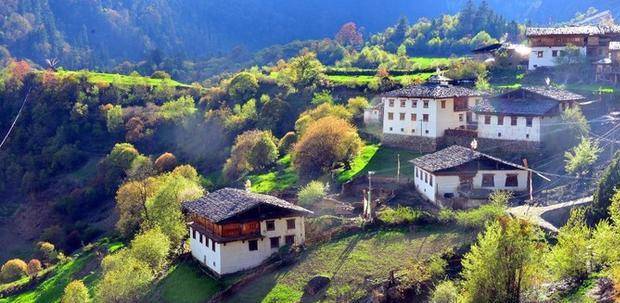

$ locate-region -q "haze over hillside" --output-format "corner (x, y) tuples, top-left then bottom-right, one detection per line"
(1, 0), (617, 70)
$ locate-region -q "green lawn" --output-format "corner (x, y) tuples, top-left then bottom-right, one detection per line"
(152, 261), (224, 303)
(0, 252), (98, 303)
(335, 144), (380, 183)
(248, 155), (299, 194)
(223, 226), (473, 303)
(326, 73), (433, 86)
(359, 146), (421, 178)
(51, 70), (190, 88)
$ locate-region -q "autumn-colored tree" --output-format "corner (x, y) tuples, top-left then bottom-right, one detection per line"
(287, 52), (326, 87)
(37, 241), (56, 262)
(223, 130), (279, 180)
(335, 22), (364, 47)
(115, 180), (155, 238)
(295, 103), (353, 134)
(293, 116), (362, 178)
(61, 280), (90, 303)
(0, 259), (28, 283)
(26, 259), (42, 277)
(346, 96), (370, 117)
(125, 116), (145, 142)
(154, 152), (177, 173)
(227, 72), (259, 103)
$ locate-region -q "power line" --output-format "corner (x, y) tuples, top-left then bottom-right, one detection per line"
(0, 88), (31, 150)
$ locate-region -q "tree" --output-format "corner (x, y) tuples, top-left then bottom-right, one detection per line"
(278, 132), (297, 154)
(561, 107), (590, 148)
(295, 103), (353, 134)
(37, 241), (56, 262)
(62, 280), (90, 303)
(311, 90), (334, 105)
(0, 259), (28, 283)
(588, 151), (620, 224)
(27, 259), (42, 277)
(150, 70), (171, 80)
(98, 255), (153, 303)
(107, 143), (139, 171)
(335, 22), (363, 48)
(546, 208), (591, 280)
(431, 280), (459, 303)
(346, 96), (370, 117)
(293, 116), (362, 177)
(126, 155), (155, 180)
(564, 137), (601, 176)
(159, 96), (197, 121)
(154, 152), (177, 173)
(106, 104), (123, 132)
(115, 180), (154, 238)
(248, 134), (279, 171)
(227, 72), (259, 103)
(128, 228), (171, 271)
(298, 181), (326, 207)
(461, 217), (545, 303)
(288, 52), (325, 87)
(223, 130), (279, 180)
(591, 191), (620, 265)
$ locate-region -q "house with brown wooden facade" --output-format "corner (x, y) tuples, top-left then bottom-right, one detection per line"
(182, 188), (312, 276)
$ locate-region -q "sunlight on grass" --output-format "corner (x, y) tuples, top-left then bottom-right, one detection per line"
(51, 70), (190, 88)
(248, 155), (299, 193)
(156, 262), (223, 303)
(335, 144), (380, 183)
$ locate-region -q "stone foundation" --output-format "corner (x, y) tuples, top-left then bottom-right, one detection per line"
(442, 136), (541, 153)
(381, 134), (439, 153)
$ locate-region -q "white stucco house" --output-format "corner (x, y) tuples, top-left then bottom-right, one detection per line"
(411, 145), (540, 209)
(471, 86), (585, 150)
(182, 188), (312, 276)
(380, 75), (482, 152)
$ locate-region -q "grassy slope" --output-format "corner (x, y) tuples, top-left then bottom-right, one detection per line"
(248, 155), (299, 194)
(224, 226), (473, 303)
(326, 73), (433, 86)
(151, 261), (225, 303)
(52, 70), (190, 87)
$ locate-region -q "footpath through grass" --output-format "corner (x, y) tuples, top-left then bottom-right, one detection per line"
(223, 226), (473, 303)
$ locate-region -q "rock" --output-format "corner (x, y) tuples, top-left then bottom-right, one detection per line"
(304, 275), (330, 296)
(587, 277), (615, 303)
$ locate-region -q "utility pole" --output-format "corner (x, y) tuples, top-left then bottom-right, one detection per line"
(396, 154), (401, 184)
(366, 171), (376, 221)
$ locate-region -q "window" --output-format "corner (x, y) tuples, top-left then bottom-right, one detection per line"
(423, 100), (429, 108)
(387, 112), (394, 120)
(285, 235), (295, 245)
(205, 237), (209, 247)
(270, 237), (280, 249)
(497, 115), (504, 125)
(422, 114), (429, 122)
(192, 229), (196, 239)
(459, 114), (464, 122)
(415, 168), (419, 178)
(248, 240), (258, 251)
(425, 130), (429, 134)
(511, 116), (518, 126)
(266, 220), (275, 231)
(441, 100), (446, 109)
(537, 51), (544, 58)
(526, 134), (530, 139)
(498, 132), (502, 137)
(400, 100), (406, 107)
(424, 172), (428, 183)
(505, 174), (519, 187)
(400, 128), (404, 132)
(388, 99), (394, 107)
(526, 117), (533, 127)
(484, 115), (491, 125)
(482, 174), (495, 187)
(199, 234), (203, 244)
(429, 175), (433, 186)
(411, 129), (415, 133)
(212, 240), (216, 251)
(412, 100), (417, 108)
(286, 219), (296, 230)
(411, 113), (417, 121)
(552, 50), (558, 57)
(399, 113), (405, 120)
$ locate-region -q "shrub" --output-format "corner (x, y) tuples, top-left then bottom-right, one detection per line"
(456, 191), (510, 229)
(378, 206), (422, 225)
(154, 152), (177, 173)
(151, 70), (171, 79)
(62, 280), (90, 303)
(546, 207), (591, 280)
(431, 280), (459, 303)
(588, 151), (620, 224)
(298, 181), (326, 207)
(27, 259), (42, 277)
(564, 137), (601, 176)
(227, 72), (259, 103)
(0, 259), (28, 283)
(128, 228), (171, 272)
(38, 241), (56, 261)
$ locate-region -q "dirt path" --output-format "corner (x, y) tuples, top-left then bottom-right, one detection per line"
(507, 196), (592, 232)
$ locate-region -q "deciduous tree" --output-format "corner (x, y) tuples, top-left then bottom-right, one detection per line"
(335, 22), (363, 48)
(62, 280), (90, 303)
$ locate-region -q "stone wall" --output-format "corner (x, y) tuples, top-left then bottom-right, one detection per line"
(382, 134), (439, 153)
(442, 136), (541, 153)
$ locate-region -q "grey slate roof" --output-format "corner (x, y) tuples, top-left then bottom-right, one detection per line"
(382, 83), (480, 99)
(521, 86), (585, 101)
(526, 26), (602, 36)
(182, 188), (312, 223)
(410, 145), (528, 173)
(610, 42), (620, 51)
(471, 98), (558, 116)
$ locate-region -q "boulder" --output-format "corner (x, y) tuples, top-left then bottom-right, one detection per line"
(304, 275), (330, 296)
(587, 277), (615, 303)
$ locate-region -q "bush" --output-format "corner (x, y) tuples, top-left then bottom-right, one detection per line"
(128, 228), (171, 272)
(26, 259), (42, 277)
(378, 206), (423, 225)
(38, 241), (56, 261)
(588, 151), (620, 224)
(227, 72), (259, 103)
(455, 191), (510, 229)
(298, 181), (326, 207)
(546, 208), (591, 280)
(0, 259), (28, 283)
(154, 152), (177, 173)
(431, 280), (459, 303)
(151, 70), (171, 79)
(564, 137), (601, 176)
(62, 280), (90, 303)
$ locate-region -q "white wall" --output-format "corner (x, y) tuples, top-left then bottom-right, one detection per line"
(382, 96), (479, 138)
(199, 216), (307, 275)
(529, 46), (587, 70)
(477, 115), (541, 142)
(414, 166), (437, 202)
(189, 227), (222, 274)
(435, 175), (461, 198)
(473, 170), (528, 192)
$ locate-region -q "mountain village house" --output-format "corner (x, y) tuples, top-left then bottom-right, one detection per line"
(381, 74), (482, 152)
(182, 188), (312, 276)
(471, 86), (586, 151)
(595, 41), (620, 84)
(526, 24), (620, 71)
(411, 145), (542, 209)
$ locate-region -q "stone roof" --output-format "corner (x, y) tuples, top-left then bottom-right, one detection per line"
(410, 145), (529, 173)
(526, 26), (602, 36)
(610, 41), (620, 50)
(471, 98), (558, 116)
(520, 86), (586, 101)
(382, 83), (480, 99)
(182, 188), (312, 223)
